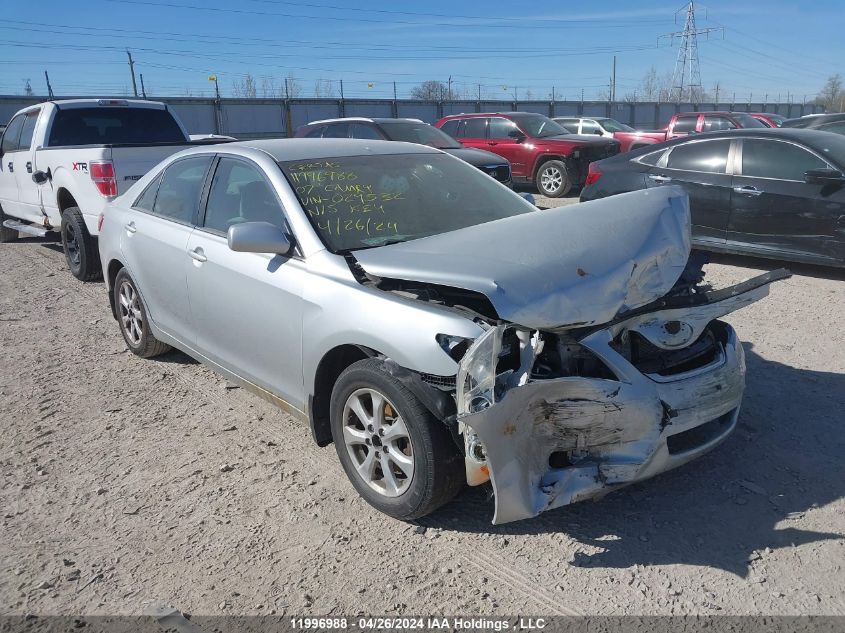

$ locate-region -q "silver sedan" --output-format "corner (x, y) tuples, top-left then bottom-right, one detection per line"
(98, 139), (787, 524)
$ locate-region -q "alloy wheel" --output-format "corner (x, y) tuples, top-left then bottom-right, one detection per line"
(540, 166), (564, 193)
(342, 388), (414, 497)
(118, 281), (144, 346)
(64, 223), (81, 267)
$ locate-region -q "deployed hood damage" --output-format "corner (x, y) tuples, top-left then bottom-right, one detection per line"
(353, 188), (691, 329)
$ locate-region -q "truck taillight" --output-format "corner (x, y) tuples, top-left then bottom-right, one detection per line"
(90, 161), (117, 197)
(585, 162), (602, 186)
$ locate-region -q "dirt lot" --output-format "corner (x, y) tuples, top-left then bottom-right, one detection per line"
(1, 231), (843, 617)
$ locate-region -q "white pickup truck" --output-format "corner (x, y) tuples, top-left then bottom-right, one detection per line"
(0, 99), (216, 280)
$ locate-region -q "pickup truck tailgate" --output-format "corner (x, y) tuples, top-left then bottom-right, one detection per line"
(110, 144), (192, 196)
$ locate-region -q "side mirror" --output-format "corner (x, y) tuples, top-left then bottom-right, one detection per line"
(508, 129), (526, 142)
(805, 168), (845, 185)
(594, 129), (603, 135)
(32, 170), (49, 185)
(228, 221), (293, 255)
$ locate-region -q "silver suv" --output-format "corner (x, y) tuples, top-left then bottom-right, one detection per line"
(98, 139), (786, 524)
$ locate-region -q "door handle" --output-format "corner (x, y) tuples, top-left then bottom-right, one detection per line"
(649, 174), (671, 182)
(189, 247), (207, 263)
(26, 162), (32, 174)
(7, 162), (12, 172)
(733, 186), (763, 196)
(124, 221), (136, 234)
(487, 141), (498, 146)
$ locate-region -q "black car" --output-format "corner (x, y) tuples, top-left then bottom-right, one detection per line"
(294, 117), (512, 186)
(580, 128), (845, 267)
(781, 113), (845, 136)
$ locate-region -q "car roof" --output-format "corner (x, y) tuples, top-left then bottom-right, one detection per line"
(306, 117), (425, 125)
(207, 138), (441, 161)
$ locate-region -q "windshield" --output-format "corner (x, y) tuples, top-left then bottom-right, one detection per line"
(47, 107), (187, 145)
(378, 121), (462, 149)
(280, 153), (536, 253)
(599, 118), (634, 132)
(731, 113), (767, 129)
(509, 114), (569, 138)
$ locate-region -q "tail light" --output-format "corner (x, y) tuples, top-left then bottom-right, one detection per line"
(585, 162), (602, 186)
(90, 161), (117, 197)
(97, 213), (105, 232)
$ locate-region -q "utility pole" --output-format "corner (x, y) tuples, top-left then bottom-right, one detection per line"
(208, 75), (221, 134)
(660, 2), (722, 102)
(140, 73), (147, 99)
(44, 71), (54, 99)
(447, 75), (452, 101)
(126, 49), (139, 98)
(611, 55), (617, 102)
(477, 83), (481, 101)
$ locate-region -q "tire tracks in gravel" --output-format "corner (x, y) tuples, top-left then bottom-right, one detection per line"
(16, 241), (588, 616)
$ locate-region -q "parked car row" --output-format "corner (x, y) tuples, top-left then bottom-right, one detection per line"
(0, 98), (794, 523)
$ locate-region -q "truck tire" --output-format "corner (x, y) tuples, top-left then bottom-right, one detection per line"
(535, 159), (572, 198)
(61, 207), (101, 281)
(330, 358), (464, 521)
(113, 268), (171, 358)
(0, 205), (18, 243)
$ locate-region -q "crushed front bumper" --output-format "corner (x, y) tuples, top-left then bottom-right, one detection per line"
(457, 270), (787, 524)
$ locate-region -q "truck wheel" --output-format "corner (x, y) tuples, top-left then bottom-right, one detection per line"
(113, 268), (171, 358)
(330, 358), (464, 521)
(0, 205), (18, 243)
(535, 160), (572, 198)
(61, 207), (101, 281)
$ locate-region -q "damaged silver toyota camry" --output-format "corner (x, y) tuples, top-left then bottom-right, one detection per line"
(99, 139), (789, 524)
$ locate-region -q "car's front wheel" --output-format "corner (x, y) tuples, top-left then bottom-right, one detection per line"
(535, 159), (572, 197)
(113, 268), (171, 358)
(330, 358), (464, 520)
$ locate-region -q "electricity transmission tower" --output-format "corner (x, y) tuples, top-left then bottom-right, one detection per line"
(660, 2), (722, 102)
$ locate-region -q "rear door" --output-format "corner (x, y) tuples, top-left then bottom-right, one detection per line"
(647, 137), (734, 245)
(702, 115), (738, 133)
(14, 109), (43, 223)
(0, 114), (26, 217)
(186, 156), (305, 403)
(120, 155), (213, 340)
(486, 117), (529, 177)
(729, 137), (844, 262)
(454, 117), (488, 152)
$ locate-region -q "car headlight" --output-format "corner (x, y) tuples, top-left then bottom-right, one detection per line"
(456, 327), (502, 415)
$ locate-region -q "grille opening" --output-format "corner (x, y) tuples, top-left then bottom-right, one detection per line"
(666, 410), (735, 455)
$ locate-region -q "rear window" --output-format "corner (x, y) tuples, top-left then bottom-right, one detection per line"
(47, 107), (186, 146)
(672, 116), (697, 133)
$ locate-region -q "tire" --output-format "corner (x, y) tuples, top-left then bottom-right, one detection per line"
(330, 358), (464, 520)
(535, 159), (572, 198)
(61, 206), (101, 281)
(0, 205), (18, 243)
(113, 268), (171, 359)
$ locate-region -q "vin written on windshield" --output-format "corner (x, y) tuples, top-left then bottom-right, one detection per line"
(279, 154), (534, 253)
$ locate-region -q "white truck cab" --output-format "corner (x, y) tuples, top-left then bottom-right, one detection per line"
(0, 99), (199, 280)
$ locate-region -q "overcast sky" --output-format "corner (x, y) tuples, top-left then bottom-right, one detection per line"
(1, 0), (840, 101)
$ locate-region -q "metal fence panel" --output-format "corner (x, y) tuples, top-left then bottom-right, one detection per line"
(344, 101), (394, 118)
(289, 102), (340, 131)
(633, 103), (658, 128)
(582, 102), (608, 117)
(221, 103), (284, 138)
(515, 101), (550, 115)
(161, 102), (217, 135)
(397, 102), (439, 122)
(552, 103), (580, 117)
(658, 104), (677, 127)
(441, 101), (476, 117)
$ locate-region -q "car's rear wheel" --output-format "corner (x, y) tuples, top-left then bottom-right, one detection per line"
(0, 205), (18, 243)
(535, 160), (571, 197)
(61, 207), (101, 281)
(113, 268), (171, 358)
(330, 358), (464, 520)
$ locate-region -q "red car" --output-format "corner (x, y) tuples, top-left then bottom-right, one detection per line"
(553, 116), (666, 152)
(435, 112), (619, 197)
(750, 112), (787, 128)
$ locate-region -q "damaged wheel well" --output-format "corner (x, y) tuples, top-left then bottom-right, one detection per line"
(310, 344), (374, 447)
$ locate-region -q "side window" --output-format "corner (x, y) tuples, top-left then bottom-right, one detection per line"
(322, 123), (349, 138)
(488, 117), (518, 140)
(204, 158), (285, 234)
(438, 119), (459, 137)
(741, 139), (828, 181)
(703, 116), (736, 132)
(17, 110), (40, 151)
(672, 116), (697, 134)
(152, 156), (213, 224)
(349, 123), (382, 140)
(581, 120), (601, 135)
(133, 172), (163, 212)
(637, 149), (667, 166)
(557, 119), (580, 133)
(1, 114), (25, 153)
(304, 125), (325, 138)
(818, 122), (845, 135)
(460, 118), (487, 138)
(666, 139), (731, 173)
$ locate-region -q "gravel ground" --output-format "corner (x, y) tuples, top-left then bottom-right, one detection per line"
(1, 231), (843, 617)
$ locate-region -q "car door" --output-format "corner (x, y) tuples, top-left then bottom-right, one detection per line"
(14, 109), (43, 223)
(186, 156), (306, 404)
(0, 113), (26, 217)
(668, 114), (698, 139)
(121, 155), (213, 340)
(647, 137), (734, 245)
(702, 115), (737, 133)
(729, 137), (844, 262)
(454, 117), (488, 152)
(486, 117), (529, 177)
